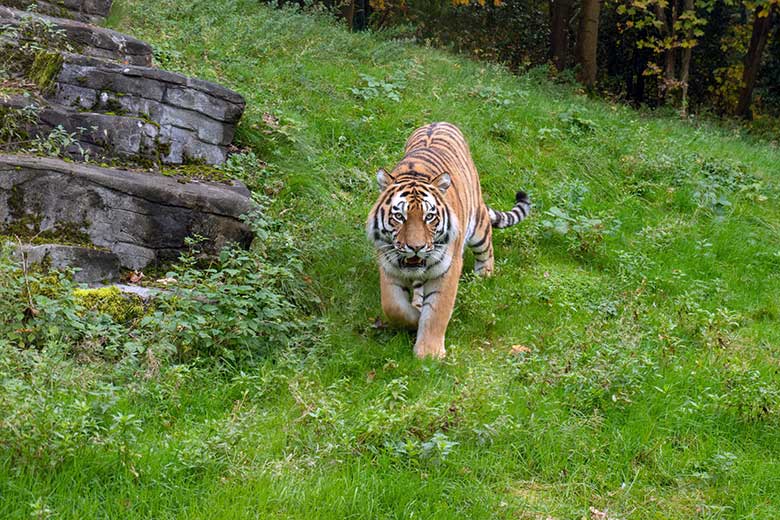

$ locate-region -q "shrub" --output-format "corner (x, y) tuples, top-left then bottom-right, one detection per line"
(0, 200), (318, 365)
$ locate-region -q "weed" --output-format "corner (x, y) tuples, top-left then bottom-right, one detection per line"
(535, 178), (620, 256)
(468, 83), (527, 107)
(0, 102), (38, 147)
(26, 124), (89, 160)
(350, 73), (405, 102)
(557, 108), (598, 136)
(387, 431), (458, 464)
(152, 43), (183, 69)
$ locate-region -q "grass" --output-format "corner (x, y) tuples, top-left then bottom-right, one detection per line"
(2, 0), (780, 518)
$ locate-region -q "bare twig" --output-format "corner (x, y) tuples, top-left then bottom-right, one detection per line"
(14, 235), (38, 316)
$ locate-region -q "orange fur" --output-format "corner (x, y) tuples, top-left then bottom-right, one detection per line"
(366, 122), (530, 358)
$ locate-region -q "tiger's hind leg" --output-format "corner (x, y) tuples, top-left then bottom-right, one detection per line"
(468, 210), (494, 277)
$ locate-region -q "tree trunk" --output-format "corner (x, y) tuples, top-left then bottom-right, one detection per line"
(655, 1), (676, 104)
(736, 6), (776, 118)
(575, 0), (601, 87)
(340, 0), (355, 30)
(679, 0), (695, 115)
(550, 0), (574, 71)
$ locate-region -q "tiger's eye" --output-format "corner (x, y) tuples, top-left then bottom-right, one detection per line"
(425, 213), (436, 222)
(392, 212), (405, 222)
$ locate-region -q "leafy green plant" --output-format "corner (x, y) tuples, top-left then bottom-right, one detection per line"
(26, 124), (89, 160)
(690, 156), (767, 213)
(144, 233), (314, 363)
(540, 205), (617, 256)
(350, 73), (405, 102)
(722, 368), (780, 422)
(0, 102), (38, 148)
(488, 120), (517, 142)
(387, 431), (458, 464)
(106, 412), (144, 478)
(152, 43), (183, 69)
(557, 108), (598, 136)
(0, 14), (71, 79)
(468, 84), (527, 106)
(219, 151), (283, 194)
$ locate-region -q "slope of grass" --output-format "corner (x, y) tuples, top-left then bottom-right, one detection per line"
(2, 1), (780, 518)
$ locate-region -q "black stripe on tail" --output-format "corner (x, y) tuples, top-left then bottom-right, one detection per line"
(488, 191), (531, 229)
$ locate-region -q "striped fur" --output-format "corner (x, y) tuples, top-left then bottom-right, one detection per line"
(366, 122), (531, 359)
(488, 191), (531, 228)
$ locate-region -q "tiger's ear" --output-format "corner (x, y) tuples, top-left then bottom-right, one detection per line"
(433, 172), (451, 193)
(376, 168), (394, 190)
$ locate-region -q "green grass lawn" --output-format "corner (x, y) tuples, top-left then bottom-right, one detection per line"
(2, 0), (780, 518)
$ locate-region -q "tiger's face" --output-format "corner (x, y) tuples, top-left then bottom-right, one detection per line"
(368, 168), (455, 279)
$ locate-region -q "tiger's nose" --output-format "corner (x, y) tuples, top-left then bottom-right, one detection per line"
(408, 244), (425, 254)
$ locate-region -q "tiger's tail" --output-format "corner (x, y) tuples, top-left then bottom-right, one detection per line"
(487, 191), (531, 229)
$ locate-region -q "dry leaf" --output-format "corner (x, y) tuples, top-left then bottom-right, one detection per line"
(129, 271), (145, 284)
(144, 348), (161, 380)
(510, 344), (531, 355)
(366, 370), (376, 382)
(262, 112), (280, 130)
(589, 506), (622, 520)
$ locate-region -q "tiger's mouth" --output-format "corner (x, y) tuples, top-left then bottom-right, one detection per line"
(401, 256), (427, 268)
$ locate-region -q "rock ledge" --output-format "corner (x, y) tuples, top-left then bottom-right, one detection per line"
(1, 154), (256, 270)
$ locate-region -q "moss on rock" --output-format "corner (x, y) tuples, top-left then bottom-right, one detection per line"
(160, 163), (234, 183)
(27, 51), (63, 94)
(73, 286), (146, 323)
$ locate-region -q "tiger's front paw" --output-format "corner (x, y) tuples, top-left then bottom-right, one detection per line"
(414, 340), (446, 359)
(474, 258), (494, 277)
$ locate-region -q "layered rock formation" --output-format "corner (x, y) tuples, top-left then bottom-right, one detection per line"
(3, 0), (112, 23)
(54, 53), (245, 164)
(0, 0), (256, 282)
(0, 6), (152, 65)
(0, 4), (245, 165)
(1, 154), (255, 271)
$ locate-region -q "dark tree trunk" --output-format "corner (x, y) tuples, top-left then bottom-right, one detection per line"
(575, 0), (601, 87)
(736, 6), (777, 118)
(352, 0), (371, 30)
(679, 0), (694, 115)
(550, 0), (574, 71)
(655, 0), (677, 103)
(629, 48), (649, 104)
(341, 0), (355, 30)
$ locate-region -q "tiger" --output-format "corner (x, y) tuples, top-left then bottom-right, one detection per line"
(366, 122), (531, 359)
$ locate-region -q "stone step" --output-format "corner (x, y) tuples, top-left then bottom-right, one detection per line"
(1, 0), (113, 23)
(2, 93), (162, 164)
(53, 54), (246, 164)
(36, 102), (162, 163)
(13, 243), (121, 283)
(0, 5), (151, 66)
(0, 154), (256, 270)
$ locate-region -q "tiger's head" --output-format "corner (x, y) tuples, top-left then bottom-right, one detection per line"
(367, 167), (456, 279)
